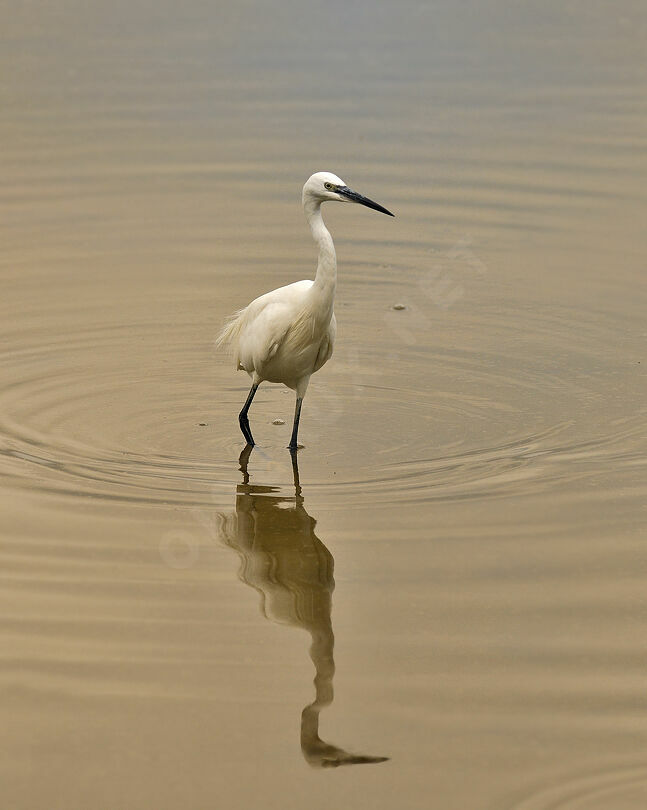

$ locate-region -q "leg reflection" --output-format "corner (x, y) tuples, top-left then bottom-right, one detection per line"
(216, 447), (388, 768)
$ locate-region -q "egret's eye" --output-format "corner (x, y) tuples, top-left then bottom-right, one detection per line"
(324, 182), (334, 190)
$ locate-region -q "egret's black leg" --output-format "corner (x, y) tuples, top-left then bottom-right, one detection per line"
(239, 383), (258, 445)
(288, 396), (303, 451)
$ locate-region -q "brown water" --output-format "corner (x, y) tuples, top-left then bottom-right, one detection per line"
(2, 2), (647, 808)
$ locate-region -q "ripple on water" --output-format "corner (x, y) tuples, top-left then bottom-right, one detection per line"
(508, 765), (647, 810)
(0, 308), (644, 509)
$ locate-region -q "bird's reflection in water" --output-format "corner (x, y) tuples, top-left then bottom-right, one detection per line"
(216, 445), (388, 768)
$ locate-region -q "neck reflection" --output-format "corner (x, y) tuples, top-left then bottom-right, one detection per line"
(217, 446), (388, 768)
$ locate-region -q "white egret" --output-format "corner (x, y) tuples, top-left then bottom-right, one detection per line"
(216, 171), (394, 450)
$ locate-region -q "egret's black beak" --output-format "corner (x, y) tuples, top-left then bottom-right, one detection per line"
(337, 186), (394, 217)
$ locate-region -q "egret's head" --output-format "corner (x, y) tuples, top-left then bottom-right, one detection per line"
(303, 171), (394, 217)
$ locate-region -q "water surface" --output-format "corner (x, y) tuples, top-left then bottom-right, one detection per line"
(2, 2), (647, 808)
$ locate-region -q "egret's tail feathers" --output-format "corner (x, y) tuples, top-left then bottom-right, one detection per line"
(215, 308), (247, 366)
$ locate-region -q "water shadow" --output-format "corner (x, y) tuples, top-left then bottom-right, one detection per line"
(216, 445), (389, 768)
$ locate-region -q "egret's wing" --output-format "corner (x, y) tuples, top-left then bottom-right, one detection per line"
(237, 280), (314, 371)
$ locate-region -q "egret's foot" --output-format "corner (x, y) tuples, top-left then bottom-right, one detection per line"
(287, 443), (304, 451)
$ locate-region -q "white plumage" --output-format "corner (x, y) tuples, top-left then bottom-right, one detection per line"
(216, 171), (394, 450)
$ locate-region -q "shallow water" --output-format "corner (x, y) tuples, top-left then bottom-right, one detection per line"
(2, 1), (647, 808)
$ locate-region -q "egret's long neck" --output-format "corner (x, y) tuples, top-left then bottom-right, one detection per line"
(304, 200), (336, 300)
